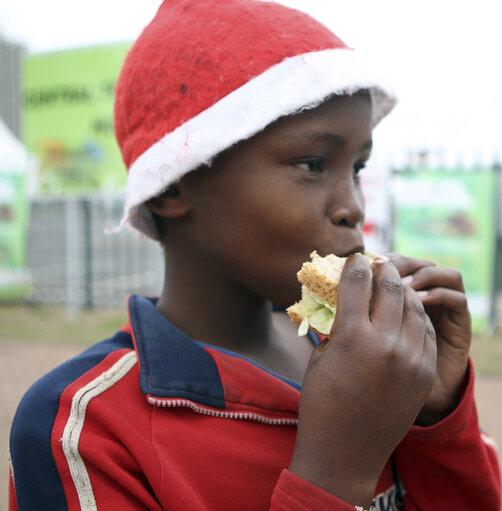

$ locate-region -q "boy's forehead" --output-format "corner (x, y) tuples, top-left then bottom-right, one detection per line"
(209, 92), (373, 167)
(257, 92), (373, 144)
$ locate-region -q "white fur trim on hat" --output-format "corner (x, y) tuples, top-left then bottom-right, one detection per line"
(122, 47), (396, 239)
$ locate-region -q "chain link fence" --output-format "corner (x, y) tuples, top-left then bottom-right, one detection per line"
(27, 196), (163, 311)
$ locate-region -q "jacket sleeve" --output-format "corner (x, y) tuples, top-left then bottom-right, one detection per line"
(9, 347), (163, 511)
(393, 359), (501, 510)
(270, 470), (360, 511)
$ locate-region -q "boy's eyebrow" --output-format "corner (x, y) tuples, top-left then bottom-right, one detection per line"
(279, 131), (373, 151)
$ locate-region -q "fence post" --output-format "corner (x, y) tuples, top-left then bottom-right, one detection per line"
(65, 197), (81, 319)
(82, 198), (93, 308)
(492, 162), (502, 331)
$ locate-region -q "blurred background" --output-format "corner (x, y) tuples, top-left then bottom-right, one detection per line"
(0, 0), (501, 507)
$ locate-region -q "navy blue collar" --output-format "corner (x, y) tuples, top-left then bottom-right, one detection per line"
(127, 295), (313, 409)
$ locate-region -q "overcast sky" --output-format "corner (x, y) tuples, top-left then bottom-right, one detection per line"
(1, 0), (501, 165)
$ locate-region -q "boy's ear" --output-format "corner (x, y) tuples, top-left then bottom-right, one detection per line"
(145, 182), (191, 219)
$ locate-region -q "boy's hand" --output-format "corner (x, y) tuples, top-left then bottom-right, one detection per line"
(290, 254), (437, 507)
(387, 253), (472, 426)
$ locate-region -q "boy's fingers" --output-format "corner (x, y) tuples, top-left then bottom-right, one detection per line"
(386, 253), (435, 277)
(332, 254), (371, 330)
(369, 260), (405, 336)
(419, 287), (469, 313)
(422, 313), (438, 366)
(420, 289), (472, 337)
(402, 266), (466, 293)
(400, 286), (431, 348)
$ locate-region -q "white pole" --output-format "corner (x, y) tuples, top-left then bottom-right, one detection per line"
(65, 197), (80, 320)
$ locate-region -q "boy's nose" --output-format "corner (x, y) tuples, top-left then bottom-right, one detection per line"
(328, 186), (365, 228)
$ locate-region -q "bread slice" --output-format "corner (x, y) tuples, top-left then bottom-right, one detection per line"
(287, 250), (380, 336)
(297, 252), (345, 305)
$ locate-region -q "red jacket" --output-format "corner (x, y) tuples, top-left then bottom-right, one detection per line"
(9, 294), (501, 510)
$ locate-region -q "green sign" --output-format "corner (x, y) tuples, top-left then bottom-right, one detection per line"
(393, 169), (497, 334)
(23, 42), (131, 193)
(0, 171), (30, 299)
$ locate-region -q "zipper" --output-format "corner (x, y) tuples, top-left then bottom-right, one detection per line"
(147, 396), (298, 426)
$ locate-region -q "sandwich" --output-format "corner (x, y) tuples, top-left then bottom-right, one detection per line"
(287, 250), (380, 336)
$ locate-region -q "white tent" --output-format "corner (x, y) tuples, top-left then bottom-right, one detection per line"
(0, 117), (28, 171)
(0, 116), (34, 296)
(0, 116), (37, 193)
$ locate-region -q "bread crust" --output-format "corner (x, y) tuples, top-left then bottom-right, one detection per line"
(287, 250), (380, 332)
(297, 252), (345, 305)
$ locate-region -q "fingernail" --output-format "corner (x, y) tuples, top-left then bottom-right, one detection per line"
(373, 255), (389, 263)
(401, 275), (413, 285)
(417, 290), (428, 298)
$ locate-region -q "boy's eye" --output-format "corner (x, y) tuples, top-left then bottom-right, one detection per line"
(294, 157), (324, 173)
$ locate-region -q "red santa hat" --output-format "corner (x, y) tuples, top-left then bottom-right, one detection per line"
(114, 0), (396, 239)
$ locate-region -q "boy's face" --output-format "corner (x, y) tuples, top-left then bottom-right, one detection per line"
(181, 91), (373, 307)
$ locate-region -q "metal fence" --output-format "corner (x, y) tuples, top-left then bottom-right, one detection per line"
(27, 196), (163, 311)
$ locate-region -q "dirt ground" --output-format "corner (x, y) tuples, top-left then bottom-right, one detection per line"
(1, 342), (501, 510)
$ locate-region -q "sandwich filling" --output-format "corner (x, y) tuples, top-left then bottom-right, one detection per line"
(294, 286), (336, 336)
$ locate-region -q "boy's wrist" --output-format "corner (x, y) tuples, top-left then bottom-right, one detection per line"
(289, 456), (377, 510)
(414, 363), (470, 427)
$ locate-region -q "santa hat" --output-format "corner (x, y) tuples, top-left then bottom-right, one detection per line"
(114, 0), (396, 239)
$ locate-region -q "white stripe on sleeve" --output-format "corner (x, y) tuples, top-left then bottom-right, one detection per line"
(61, 351), (137, 511)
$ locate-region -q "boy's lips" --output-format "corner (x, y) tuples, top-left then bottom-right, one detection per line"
(336, 244), (365, 258)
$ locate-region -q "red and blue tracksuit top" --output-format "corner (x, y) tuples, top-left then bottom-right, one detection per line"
(9, 294), (501, 510)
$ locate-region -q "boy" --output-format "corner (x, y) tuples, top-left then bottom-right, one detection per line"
(9, 1), (501, 510)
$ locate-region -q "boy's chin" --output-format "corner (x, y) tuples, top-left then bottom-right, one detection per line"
(267, 288), (303, 312)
